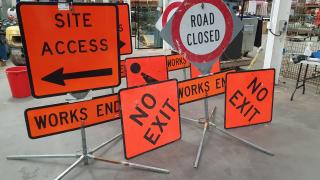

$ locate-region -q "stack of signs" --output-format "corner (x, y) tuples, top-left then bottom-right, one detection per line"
(160, 0), (243, 75)
(119, 80), (181, 159)
(225, 69), (275, 129)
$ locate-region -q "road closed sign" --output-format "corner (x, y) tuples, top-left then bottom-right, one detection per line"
(225, 69), (275, 129)
(172, 0), (233, 64)
(119, 80), (181, 159)
(17, 3), (120, 98)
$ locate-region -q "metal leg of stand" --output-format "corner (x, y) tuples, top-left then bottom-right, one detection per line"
(181, 116), (199, 123)
(210, 122), (274, 156)
(80, 123), (89, 165)
(193, 121), (208, 168)
(302, 64), (309, 94)
(193, 98), (210, 168)
(291, 63), (303, 101)
(7, 154), (79, 160)
(55, 155), (85, 180)
(183, 68), (187, 80)
(88, 155), (170, 174)
(89, 133), (122, 154)
(111, 88), (115, 94)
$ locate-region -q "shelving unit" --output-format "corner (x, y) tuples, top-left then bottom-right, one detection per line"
(288, 1), (320, 40)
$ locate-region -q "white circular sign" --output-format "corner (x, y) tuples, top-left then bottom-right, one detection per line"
(179, 3), (226, 55)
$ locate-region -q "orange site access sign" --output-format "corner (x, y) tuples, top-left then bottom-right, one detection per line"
(166, 54), (191, 71)
(117, 4), (133, 55)
(190, 59), (221, 78)
(17, 3), (120, 98)
(125, 56), (168, 87)
(178, 70), (234, 104)
(225, 69), (275, 129)
(119, 80), (181, 159)
(25, 94), (120, 139)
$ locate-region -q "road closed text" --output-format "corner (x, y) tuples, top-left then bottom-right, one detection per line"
(187, 13), (220, 46)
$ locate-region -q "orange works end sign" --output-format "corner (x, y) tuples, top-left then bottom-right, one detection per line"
(25, 94), (119, 139)
(178, 70), (234, 104)
(17, 3), (120, 98)
(119, 80), (181, 159)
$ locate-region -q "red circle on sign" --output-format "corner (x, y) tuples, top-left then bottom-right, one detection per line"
(162, 1), (182, 28)
(172, 0), (233, 63)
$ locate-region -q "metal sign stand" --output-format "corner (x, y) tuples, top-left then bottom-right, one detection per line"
(183, 68), (187, 80)
(182, 94), (274, 168)
(7, 92), (169, 180)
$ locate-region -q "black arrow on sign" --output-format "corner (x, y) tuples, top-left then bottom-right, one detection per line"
(119, 40), (125, 49)
(42, 68), (113, 86)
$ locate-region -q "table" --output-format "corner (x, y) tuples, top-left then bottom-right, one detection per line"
(290, 58), (320, 101)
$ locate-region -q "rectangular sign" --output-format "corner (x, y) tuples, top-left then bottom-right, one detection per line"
(18, 3), (120, 98)
(225, 69), (275, 129)
(25, 94), (120, 139)
(178, 70), (234, 104)
(119, 80), (181, 159)
(166, 54), (190, 71)
(118, 4), (133, 55)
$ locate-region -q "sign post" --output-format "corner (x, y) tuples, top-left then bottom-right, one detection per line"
(182, 69), (275, 168)
(171, 0), (233, 74)
(7, 92), (169, 180)
(168, 0), (273, 168)
(7, 2), (169, 179)
(167, 0), (233, 168)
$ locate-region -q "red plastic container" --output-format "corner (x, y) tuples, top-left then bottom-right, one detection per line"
(6, 66), (31, 98)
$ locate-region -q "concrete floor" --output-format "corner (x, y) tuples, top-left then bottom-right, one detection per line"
(1, 47), (320, 180)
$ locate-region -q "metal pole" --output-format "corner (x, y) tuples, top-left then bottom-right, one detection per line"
(210, 122), (274, 156)
(89, 133), (122, 154)
(193, 97), (210, 168)
(193, 122), (208, 168)
(111, 88), (115, 94)
(55, 155), (85, 180)
(80, 120), (89, 165)
(89, 155), (170, 174)
(183, 68), (187, 80)
(204, 98), (210, 121)
(7, 154), (79, 160)
(181, 116), (199, 123)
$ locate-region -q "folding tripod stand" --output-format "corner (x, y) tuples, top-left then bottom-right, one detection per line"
(182, 97), (274, 168)
(7, 92), (169, 180)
